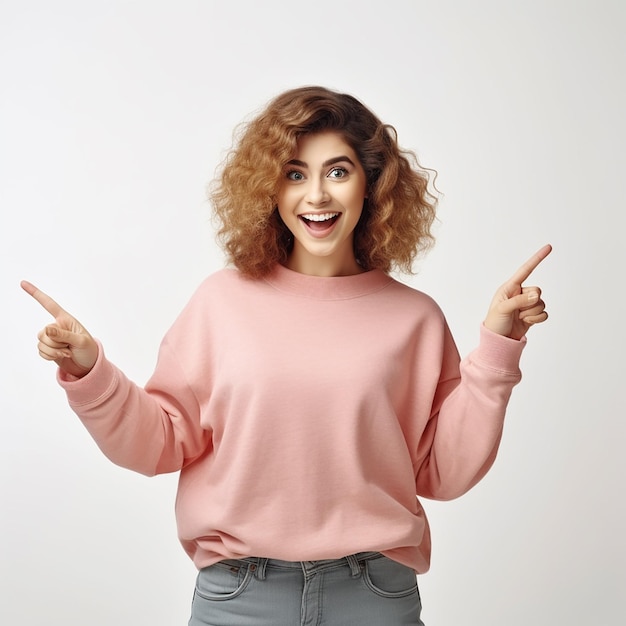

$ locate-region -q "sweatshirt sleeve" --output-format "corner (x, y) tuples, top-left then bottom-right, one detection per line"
(414, 323), (526, 500)
(58, 337), (211, 477)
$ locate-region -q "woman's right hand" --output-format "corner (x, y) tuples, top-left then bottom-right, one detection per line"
(21, 280), (98, 379)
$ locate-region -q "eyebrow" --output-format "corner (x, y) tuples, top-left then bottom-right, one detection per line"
(287, 156), (356, 168)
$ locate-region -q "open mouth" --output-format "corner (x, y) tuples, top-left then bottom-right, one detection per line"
(299, 212), (340, 232)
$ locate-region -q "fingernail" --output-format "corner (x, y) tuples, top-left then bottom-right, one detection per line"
(528, 291), (539, 302)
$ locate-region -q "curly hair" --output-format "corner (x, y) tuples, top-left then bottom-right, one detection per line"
(210, 86), (438, 278)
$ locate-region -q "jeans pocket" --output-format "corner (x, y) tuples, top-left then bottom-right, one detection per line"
(362, 556), (419, 599)
(194, 561), (253, 601)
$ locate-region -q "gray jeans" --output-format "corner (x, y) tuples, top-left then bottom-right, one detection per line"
(188, 552), (424, 625)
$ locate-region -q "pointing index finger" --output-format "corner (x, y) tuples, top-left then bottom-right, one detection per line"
(509, 244), (552, 285)
(20, 280), (67, 318)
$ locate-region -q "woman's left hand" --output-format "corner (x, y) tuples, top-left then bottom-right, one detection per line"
(484, 244), (552, 340)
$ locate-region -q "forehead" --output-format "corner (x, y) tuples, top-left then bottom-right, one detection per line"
(294, 131), (358, 162)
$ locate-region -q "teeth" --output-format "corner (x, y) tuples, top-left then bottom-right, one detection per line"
(301, 212), (339, 222)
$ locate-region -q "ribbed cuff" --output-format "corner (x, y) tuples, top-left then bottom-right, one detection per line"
(474, 324), (527, 374)
(56, 340), (118, 407)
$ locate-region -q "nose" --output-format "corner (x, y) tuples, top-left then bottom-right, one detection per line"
(305, 178), (330, 206)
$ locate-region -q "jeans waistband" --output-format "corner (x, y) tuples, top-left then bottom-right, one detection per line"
(219, 551), (382, 580)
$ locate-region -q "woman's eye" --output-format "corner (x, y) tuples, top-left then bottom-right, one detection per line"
(286, 170), (304, 181)
(328, 167), (348, 179)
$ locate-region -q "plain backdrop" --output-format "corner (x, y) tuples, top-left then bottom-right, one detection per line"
(1, 1), (624, 624)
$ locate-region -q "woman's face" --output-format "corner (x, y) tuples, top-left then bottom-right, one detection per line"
(277, 131), (368, 277)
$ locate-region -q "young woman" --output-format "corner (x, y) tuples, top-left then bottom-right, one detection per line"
(22, 86), (550, 625)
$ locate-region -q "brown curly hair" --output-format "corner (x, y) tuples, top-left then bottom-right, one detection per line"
(210, 86), (438, 278)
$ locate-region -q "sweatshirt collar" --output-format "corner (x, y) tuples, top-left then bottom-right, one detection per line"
(263, 263), (393, 300)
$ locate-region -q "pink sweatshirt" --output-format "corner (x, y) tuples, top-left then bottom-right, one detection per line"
(58, 265), (526, 573)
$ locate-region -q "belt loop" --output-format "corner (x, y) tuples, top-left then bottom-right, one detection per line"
(345, 554), (362, 578)
(255, 557), (268, 580)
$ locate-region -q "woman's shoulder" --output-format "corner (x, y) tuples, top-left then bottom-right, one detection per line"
(196, 266), (244, 288)
(385, 274), (444, 313)
(188, 266), (269, 305)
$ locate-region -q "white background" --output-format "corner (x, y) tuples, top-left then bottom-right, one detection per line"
(1, 1), (624, 624)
